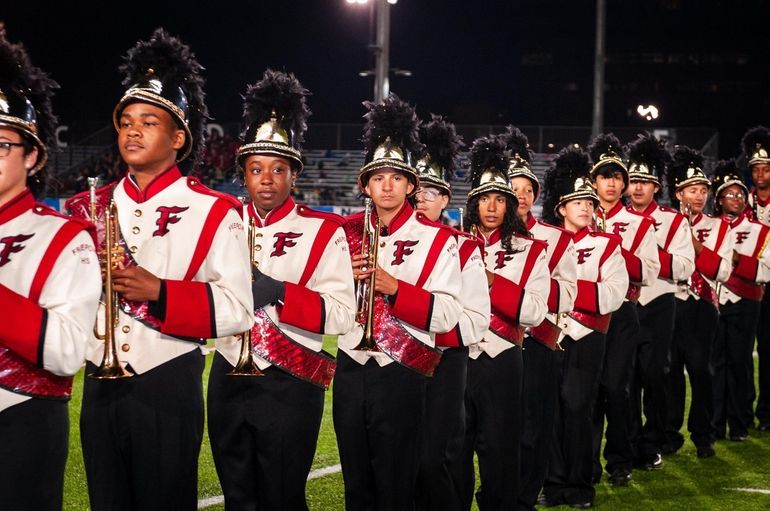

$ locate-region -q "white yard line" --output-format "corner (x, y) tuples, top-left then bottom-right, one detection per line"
(725, 487), (770, 495)
(197, 464), (343, 509)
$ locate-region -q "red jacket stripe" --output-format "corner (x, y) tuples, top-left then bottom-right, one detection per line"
(663, 214), (686, 252)
(298, 220), (339, 287)
(416, 228), (453, 288)
(184, 198), (235, 281)
(29, 221), (88, 303)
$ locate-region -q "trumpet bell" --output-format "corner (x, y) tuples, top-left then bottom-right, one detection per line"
(88, 362), (134, 380)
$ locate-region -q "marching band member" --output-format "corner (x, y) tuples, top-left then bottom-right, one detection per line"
(540, 146), (628, 509)
(626, 133), (694, 470)
(208, 70), (356, 510)
(500, 127), (577, 511)
(0, 30), (101, 511)
(413, 115), (490, 511)
(66, 29), (253, 510)
(663, 146), (732, 459)
(456, 135), (550, 511)
(589, 133), (660, 486)
(334, 95), (462, 510)
(711, 159), (770, 441)
(741, 127), (770, 431)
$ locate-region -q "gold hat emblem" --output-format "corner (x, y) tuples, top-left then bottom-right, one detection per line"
(254, 109), (290, 146)
(372, 136), (406, 162)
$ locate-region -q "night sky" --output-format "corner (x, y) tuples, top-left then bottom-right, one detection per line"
(4, 1), (770, 155)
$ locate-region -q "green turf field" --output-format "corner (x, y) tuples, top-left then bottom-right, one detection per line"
(63, 344), (770, 510)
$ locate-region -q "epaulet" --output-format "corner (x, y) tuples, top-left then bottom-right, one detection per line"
(590, 230), (622, 244)
(658, 205), (679, 215)
(186, 177), (241, 209)
(63, 182), (117, 213)
(344, 210), (365, 222)
(536, 219), (572, 238)
(625, 206), (652, 221)
(296, 204), (345, 226)
(32, 203), (94, 231)
(416, 211), (455, 234)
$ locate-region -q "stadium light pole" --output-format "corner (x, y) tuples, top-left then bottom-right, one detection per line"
(348, 0), (398, 103)
(592, 0), (606, 138)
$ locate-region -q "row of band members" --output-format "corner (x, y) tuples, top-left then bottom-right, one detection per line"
(2, 28), (770, 511)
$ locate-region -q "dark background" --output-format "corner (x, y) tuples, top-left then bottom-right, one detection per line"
(4, 0), (769, 156)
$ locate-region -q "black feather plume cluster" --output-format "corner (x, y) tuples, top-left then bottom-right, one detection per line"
(499, 125), (532, 163)
(588, 132), (624, 164)
(541, 146), (592, 226)
(468, 135), (507, 187)
(0, 25), (59, 148)
(362, 94), (423, 162)
(741, 126), (770, 160)
(712, 158), (739, 184)
(627, 132), (670, 178)
(241, 69), (311, 147)
(120, 28), (208, 162)
(666, 145), (704, 202)
(418, 114), (463, 179)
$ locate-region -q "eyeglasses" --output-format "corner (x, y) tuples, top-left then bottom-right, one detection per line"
(0, 142), (26, 158)
(415, 188), (443, 202)
(723, 192), (746, 200)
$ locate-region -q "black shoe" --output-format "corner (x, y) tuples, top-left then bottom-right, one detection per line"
(729, 432), (748, 442)
(696, 445), (716, 458)
(644, 453), (663, 470)
(569, 502), (593, 509)
(609, 468), (632, 486)
(536, 494), (561, 507)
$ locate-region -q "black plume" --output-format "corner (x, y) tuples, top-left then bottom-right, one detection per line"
(541, 146), (592, 226)
(666, 145), (704, 202)
(241, 69), (311, 147)
(120, 28), (208, 163)
(627, 132), (670, 177)
(418, 114), (463, 179)
(588, 132), (624, 164)
(362, 94), (423, 160)
(499, 125), (532, 163)
(0, 25), (59, 148)
(468, 135), (507, 187)
(741, 126), (770, 159)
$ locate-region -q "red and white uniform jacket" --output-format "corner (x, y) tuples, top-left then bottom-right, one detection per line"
(0, 189), (101, 411)
(434, 232), (490, 349)
(525, 213), (577, 349)
(468, 229), (550, 359)
(215, 198), (356, 368)
(557, 228), (628, 342)
(635, 202), (696, 306)
(66, 166), (254, 374)
(338, 203), (462, 367)
(675, 213), (733, 306)
(748, 190), (770, 227)
(718, 213), (770, 304)
(596, 202), (660, 302)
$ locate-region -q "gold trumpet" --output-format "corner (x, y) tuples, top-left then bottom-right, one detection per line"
(593, 208), (606, 232)
(681, 200), (693, 225)
(458, 207), (465, 232)
(89, 187), (133, 379)
(353, 198), (381, 351)
(228, 215), (264, 376)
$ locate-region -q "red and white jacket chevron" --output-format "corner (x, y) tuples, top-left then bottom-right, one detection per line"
(556, 228), (628, 341)
(0, 189), (101, 411)
(635, 202), (696, 305)
(66, 166), (254, 373)
(215, 198), (356, 367)
(596, 202), (660, 302)
(338, 202), (462, 367)
(719, 213), (770, 304)
(675, 213), (733, 305)
(468, 228), (550, 359)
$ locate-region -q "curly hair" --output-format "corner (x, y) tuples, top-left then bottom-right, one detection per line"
(464, 193), (529, 253)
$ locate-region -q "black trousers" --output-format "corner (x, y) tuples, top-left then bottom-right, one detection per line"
(208, 352), (324, 511)
(592, 301), (639, 476)
(455, 347), (522, 511)
(664, 297), (719, 451)
(81, 350), (205, 511)
(415, 347), (468, 511)
(629, 293), (677, 462)
(712, 298), (761, 438)
(755, 292), (770, 424)
(333, 351), (427, 511)
(0, 398), (68, 511)
(544, 332), (606, 506)
(517, 337), (559, 511)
